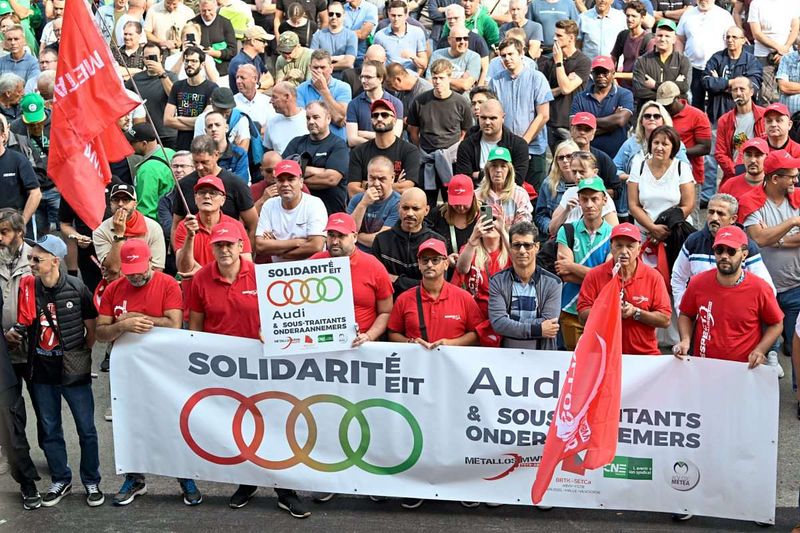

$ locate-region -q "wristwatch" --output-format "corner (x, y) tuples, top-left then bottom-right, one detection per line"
(633, 308), (642, 321)
(112, 234), (126, 242)
(159, 73), (168, 79)
(555, 62), (564, 68)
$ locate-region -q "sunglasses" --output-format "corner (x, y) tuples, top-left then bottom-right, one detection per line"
(27, 254), (51, 264)
(713, 246), (740, 256)
(328, 11), (342, 17)
(556, 154), (574, 161)
(452, 36), (469, 42)
(642, 113), (662, 121)
(419, 256), (446, 265)
(511, 242), (536, 250)
(371, 111), (393, 119)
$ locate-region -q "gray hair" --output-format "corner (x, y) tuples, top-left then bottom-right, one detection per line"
(0, 208), (25, 233)
(509, 221), (538, 242)
(709, 193), (739, 216)
(190, 134), (218, 155)
(0, 73), (24, 94)
(444, 3), (465, 17)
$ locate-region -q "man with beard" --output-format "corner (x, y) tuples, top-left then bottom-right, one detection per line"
(94, 240), (201, 507)
(372, 187), (447, 296)
(347, 156), (401, 251)
(126, 43), (178, 149)
(720, 138), (768, 198)
(716, 76), (767, 183)
(675, 224), (783, 366)
(163, 46), (218, 151)
(347, 99), (419, 196)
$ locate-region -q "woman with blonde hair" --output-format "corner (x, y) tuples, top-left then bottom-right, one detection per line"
(475, 146), (532, 228)
(427, 175), (481, 265)
(535, 140), (579, 237)
(453, 216), (510, 319)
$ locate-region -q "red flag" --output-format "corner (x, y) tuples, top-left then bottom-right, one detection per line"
(531, 273), (623, 504)
(47, 0), (139, 229)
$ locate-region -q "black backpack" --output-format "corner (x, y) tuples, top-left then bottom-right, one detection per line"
(536, 222), (575, 275)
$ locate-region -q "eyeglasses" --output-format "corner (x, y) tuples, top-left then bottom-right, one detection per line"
(775, 172), (799, 180)
(510, 242), (537, 250)
(452, 36), (469, 42)
(712, 246), (740, 256)
(418, 256), (446, 265)
(371, 111), (393, 119)
(642, 113), (662, 121)
(27, 254), (51, 264)
(328, 11), (342, 17)
(195, 189), (223, 197)
(556, 154), (574, 161)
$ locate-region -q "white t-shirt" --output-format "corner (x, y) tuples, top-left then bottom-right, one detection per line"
(744, 198), (800, 292)
(676, 6), (734, 69)
(257, 193), (327, 263)
(558, 186), (617, 224)
(479, 139), (498, 169)
(234, 92), (276, 130)
(263, 110), (309, 155)
(748, 0), (800, 57)
(628, 158), (694, 226)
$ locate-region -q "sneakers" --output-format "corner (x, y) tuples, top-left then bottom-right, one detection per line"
(229, 484), (258, 509)
(672, 513), (693, 521)
(277, 491), (311, 518)
(21, 482), (41, 510)
(368, 495), (389, 502)
(767, 350), (784, 378)
(178, 479), (202, 506)
(400, 498), (424, 509)
(113, 475), (147, 506)
(311, 492), (335, 503)
(100, 354), (110, 372)
(86, 484), (105, 507)
(104, 407), (113, 422)
(460, 501), (480, 508)
(41, 481), (72, 507)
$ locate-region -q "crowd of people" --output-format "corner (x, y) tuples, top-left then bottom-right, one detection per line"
(0, 0), (797, 524)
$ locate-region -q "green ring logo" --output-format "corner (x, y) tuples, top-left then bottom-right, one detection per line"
(266, 277), (344, 306)
(180, 389), (423, 474)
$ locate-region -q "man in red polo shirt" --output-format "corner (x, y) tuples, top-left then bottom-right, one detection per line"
(94, 240), (200, 507)
(388, 238), (481, 350)
(187, 222), (310, 519)
(578, 223), (671, 355)
(675, 225), (783, 366)
(762, 103), (800, 156)
(719, 137), (768, 200)
(310, 213), (393, 346)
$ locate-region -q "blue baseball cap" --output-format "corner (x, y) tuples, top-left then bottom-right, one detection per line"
(25, 234), (67, 259)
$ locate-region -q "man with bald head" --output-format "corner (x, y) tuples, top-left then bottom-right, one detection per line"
(234, 64), (275, 131)
(372, 187), (447, 295)
(429, 24), (481, 94)
(455, 99), (529, 184)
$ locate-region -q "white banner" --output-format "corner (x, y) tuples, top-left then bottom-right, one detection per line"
(254, 258), (356, 356)
(111, 329), (778, 523)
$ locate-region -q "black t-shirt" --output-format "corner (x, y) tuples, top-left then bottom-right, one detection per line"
(0, 148), (39, 211)
(167, 79), (218, 151)
(276, 0), (327, 22)
(58, 197), (101, 237)
(406, 90), (474, 153)
(347, 137), (420, 186)
(538, 50), (592, 129)
(283, 133), (350, 214)
(172, 169), (255, 218)
(127, 72), (179, 140)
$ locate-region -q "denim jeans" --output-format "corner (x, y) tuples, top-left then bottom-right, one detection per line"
(701, 130), (718, 203)
(37, 188), (61, 231)
(777, 285), (800, 391)
(31, 382), (101, 486)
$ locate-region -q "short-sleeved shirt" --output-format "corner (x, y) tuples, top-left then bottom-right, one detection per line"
(388, 281), (482, 341)
(556, 219), (611, 315)
(92, 216), (167, 270)
(529, 0), (579, 46)
(172, 169), (255, 219)
(406, 90), (474, 153)
(174, 214), (252, 267)
(578, 7), (627, 61)
(776, 51), (800, 115)
(676, 5), (735, 69)
(747, 0), (800, 57)
(0, 53), (40, 84)
(679, 269), (783, 361)
(718, 174), (760, 200)
(263, 110), (309, 155)
(670, 100), (713, 184)
(310, 28), (358, 60)
(256, 193), (327, 262)
(143, 1), (195, 42)
(578, 259), (671, 355)
(344, 0), (379, 59)
(188, 259), (260, 339)
(311, 248), (394, 332)
(346, 91), (405, 133)
(296, 78), (353, 140)
(99, 271), (183, 319)
(347, 136), (420, 186)
(628, 158), (694, 227)
(167, 79), (218, 151)
(282, 132), (350, 214)
(539, 50), (592, 129)
(0, 148), (38, 211)
(499, 19), (544, 45)
(374, 24), (427, 74)
(347, 191), (401, 251)
(743, 197), (800, 293)
(571, 82), (634, 158)
(428, 48), (482, 82)
(489, 66), (554, 155)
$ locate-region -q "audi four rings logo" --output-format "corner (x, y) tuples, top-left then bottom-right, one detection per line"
(180, 388), (423, 474)
(266, 277), (344, 306)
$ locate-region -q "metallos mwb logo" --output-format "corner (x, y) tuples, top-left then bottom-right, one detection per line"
(602, 456), (653, 480)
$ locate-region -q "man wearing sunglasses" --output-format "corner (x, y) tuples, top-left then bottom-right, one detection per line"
(227, 26), (273, 95)
(310, 1), (357, 78)
(429, 24), (481, 94)
(676, 225), (783, 367)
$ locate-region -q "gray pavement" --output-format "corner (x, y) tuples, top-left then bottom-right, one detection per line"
(0, 351), (798, 532)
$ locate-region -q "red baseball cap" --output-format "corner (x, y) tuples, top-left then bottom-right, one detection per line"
(763, 149), (800, 175)
(610, 222), (642, 242)
(417, 238), (447, 257)
(194, 175), (226, 194)
(370, 98), (397, 116)
(324, 213), (357, 234)
(741, 137), (769, 155)
(571, 112), (597, 129)
(713, 225), (748, 249)
(210, 221), (243, 244)
(764, 102), (790, 117)
(120, 239), (151, 275)
(275, 159), (303, 178)
(591, 55), (615, 71)
(447, 174), (474, 206)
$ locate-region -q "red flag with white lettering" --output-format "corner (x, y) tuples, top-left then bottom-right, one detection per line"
(531, 272), (623, 504)
(46, 0), (139, 229)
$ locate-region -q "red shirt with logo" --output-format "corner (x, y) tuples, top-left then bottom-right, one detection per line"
(679, 270), (783, 362)
(718, 174), (760, 200)
(188, 259), (260, 339)
(388, 281), (481, 341)
(98, 271), (183, 319)
(310, 249), (394, 333)
(671, 100), (712, 184)
(173, 214), (251, 267)
(578, 259), (671, 355)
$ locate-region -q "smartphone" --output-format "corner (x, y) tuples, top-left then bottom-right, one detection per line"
(480, 204), (493, 225)
(145, 54), (158, 62)
(186, 34), (196, 43)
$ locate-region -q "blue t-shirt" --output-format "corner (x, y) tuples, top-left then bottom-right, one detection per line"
(344, 1), (378, 60)
(489, 66), (554, 155)
(347, 191), (401, 252)
(570, 82), (634, 158)
(283, 132), (350, 214)
(296, 78), (353, 141)
(227, 50), (265, 94)
(374, 24), (427, 74)
(346, 91), (405, 131)
(310, 28), (358, 59)
(528, 0), (579, 46)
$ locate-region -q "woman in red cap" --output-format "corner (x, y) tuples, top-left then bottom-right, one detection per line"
(426, 174), (481, 267)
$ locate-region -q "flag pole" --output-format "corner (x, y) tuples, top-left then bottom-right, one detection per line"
(93, 15), (191, 216)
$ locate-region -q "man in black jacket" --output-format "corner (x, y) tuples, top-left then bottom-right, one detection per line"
(454, 99), (529, 185)
(372, 187), (447, 296)
(192, 0), (237, 77)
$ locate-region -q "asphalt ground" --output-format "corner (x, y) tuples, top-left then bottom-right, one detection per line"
(0, 347), (798, 532)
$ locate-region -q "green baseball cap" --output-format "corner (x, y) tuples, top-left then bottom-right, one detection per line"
(655, 19), (677, 32)
(21, 93), (45, 124)
(487, 146), (512, 163)
(577, 176), (606, 193)
(0, 1), (12, 16)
